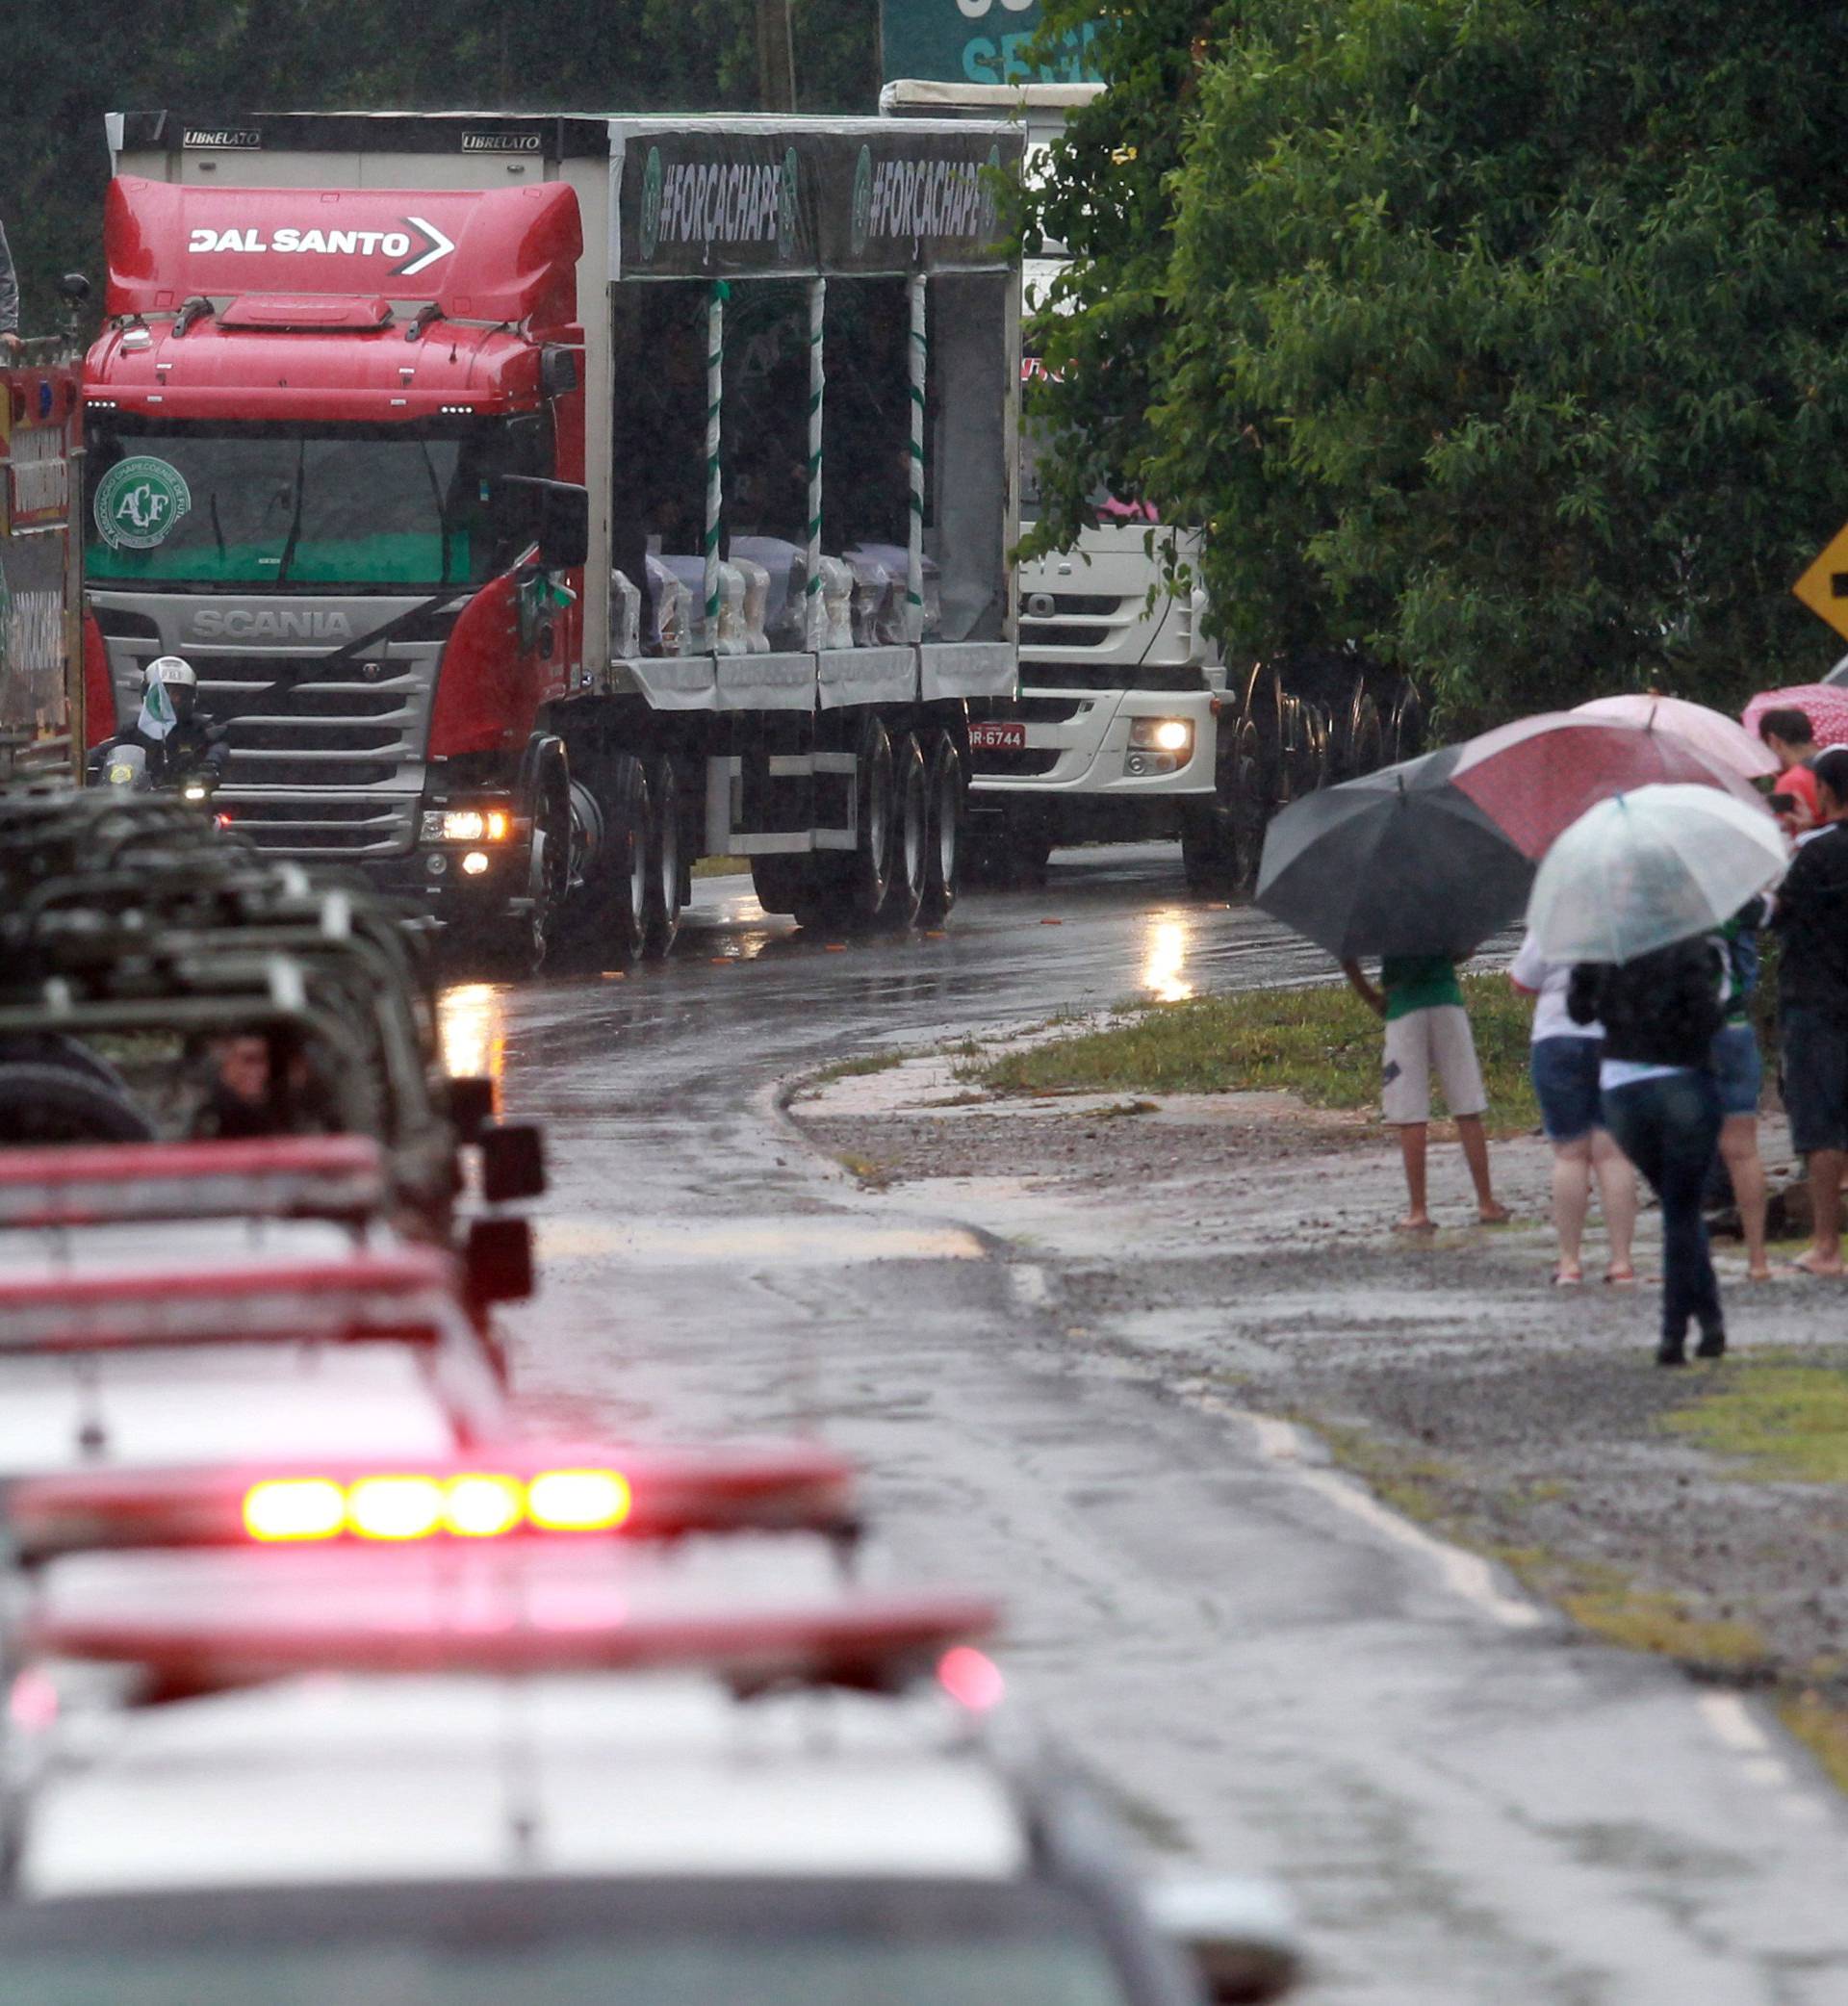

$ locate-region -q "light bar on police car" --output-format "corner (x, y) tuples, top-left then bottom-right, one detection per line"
(0, 1136), (387, 1230)
(3, 1440), (860, 1559)
(24, 1582), (998, 1694)
(0, 1248), (459, 1353)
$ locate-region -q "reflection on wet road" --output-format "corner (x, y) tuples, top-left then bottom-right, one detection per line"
(481, 841), (1847, 2006)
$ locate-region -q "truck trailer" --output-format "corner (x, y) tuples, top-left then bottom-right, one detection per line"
(882, 80), (1421, 891)
(86, 111), (1023, 965)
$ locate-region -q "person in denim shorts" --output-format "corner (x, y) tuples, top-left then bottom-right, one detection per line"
(1510, 933), (1636, 1286)
(1708, 901), (1770, 1280)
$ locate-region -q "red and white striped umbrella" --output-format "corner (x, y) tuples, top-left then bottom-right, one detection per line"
(1574, 694), (1777, 780)
(1740, 683), (1848, 752)
(1450, 710), (1767, 861)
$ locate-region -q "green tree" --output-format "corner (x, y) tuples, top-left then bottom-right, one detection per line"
(1024, 0), (1848, 725)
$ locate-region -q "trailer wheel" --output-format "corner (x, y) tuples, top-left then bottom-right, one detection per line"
(1387, 681), (1425, 764)
(919, 733), (964, 922)
(0, 1063), (155, 1145)
(879, 732), (928, 930)
(642, 755), (682, 960)
(794, 715), (893, 931)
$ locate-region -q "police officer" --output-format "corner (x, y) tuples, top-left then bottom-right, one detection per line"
(100, 656), (229, 786)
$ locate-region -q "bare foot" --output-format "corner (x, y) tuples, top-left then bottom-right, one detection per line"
(1393, 1214), (1436, 1233)
(1791, 1250), (1846, 1277)
(1477, 1202), (1512, 1225)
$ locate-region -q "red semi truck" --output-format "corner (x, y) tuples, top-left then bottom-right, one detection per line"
(86, 112), (1022, 965)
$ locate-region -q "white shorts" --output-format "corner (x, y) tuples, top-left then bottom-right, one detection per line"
(1382, 1005), (1488, 1125)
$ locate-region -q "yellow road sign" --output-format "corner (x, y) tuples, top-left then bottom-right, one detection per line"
(1793, 521), (1848, 642)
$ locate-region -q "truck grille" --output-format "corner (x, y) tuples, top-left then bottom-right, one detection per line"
(970, 746), (1063, 778)
(92, 592), (457, 863)
(191, 654), (431, 791)
(218, 792), (420, 857)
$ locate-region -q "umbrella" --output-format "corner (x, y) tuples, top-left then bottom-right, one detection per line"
(1573, 694), (1777, 780)
(1448, 710), (1765, 861)
(1255, 748), (1534, 960)
(1740, 682), (1848, 751)
(1526, 784), (1788, 964)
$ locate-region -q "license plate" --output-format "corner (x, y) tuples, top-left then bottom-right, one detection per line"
(969, 721), (1027, 752)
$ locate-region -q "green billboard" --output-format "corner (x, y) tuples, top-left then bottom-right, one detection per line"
(881, 1), (1101, 87)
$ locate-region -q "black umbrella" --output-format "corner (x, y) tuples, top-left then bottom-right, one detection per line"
(1254, 746), (1535, 961)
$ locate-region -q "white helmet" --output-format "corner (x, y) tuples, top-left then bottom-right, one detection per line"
(144, 656), (197, 689)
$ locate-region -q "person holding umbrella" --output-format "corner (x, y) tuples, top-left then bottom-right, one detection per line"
(1341, 954), (1509, 1232)
(1528, 784), (1789, 1364)
(1770, 745), (1848, 1276)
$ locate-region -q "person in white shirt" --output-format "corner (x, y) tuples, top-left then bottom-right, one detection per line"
(1510, 932), (1637, 1286)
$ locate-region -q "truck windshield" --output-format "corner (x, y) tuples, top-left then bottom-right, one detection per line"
(84, 418), (552, 590)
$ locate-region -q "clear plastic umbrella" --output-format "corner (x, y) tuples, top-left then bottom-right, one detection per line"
(1526, 784), (1788, 964)
(1572, 694), (1777, 780)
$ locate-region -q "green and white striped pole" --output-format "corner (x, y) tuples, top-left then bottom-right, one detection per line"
(704, 281), (728, 655)
(806, 276), (826, 653)
(906, 274), (927, 645)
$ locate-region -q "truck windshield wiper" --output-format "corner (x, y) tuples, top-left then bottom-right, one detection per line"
(415, 439), (453, 586)
(273, 439), (309, 584)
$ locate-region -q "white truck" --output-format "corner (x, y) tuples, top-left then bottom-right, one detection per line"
(881, 80), (1421, 890)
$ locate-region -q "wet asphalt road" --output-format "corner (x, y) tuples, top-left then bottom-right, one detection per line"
(464, 843), (1848, 2006)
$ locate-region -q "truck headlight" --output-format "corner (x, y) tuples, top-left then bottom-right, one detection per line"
(424, 808), (511, 844)
(1129, 719), (1194, 756)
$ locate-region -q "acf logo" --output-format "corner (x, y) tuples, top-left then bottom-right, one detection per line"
(94, 456), (192, 551)
(640, 146), (664, 264)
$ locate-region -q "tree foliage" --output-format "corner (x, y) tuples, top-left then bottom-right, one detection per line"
(1, 0), (875, 335)
(1023, 0), (1848, 724)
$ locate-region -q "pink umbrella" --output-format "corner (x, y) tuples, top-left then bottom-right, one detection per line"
(1573, 694), (1778, 780)
(1740, 682), (1848, 751)
(1450, 711), (1768, 861)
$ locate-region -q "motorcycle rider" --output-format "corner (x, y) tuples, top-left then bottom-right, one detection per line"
(94, 656), (229, 787)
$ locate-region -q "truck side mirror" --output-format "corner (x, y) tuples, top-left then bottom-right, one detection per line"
(479, 1120), (547, 1202)
(1143, 1878), (1302, 2004)
(540, 345), (578, 397)
(465, 1214), (534, 1305)
(446, 1073), (497, 1143)
(501, 476), (590, 572)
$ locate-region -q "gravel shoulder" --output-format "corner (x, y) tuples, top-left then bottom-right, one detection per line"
(789, 1027), (1848, 1788)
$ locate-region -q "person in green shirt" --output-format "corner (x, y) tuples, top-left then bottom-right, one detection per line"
(1342, 953), (1510, 1231)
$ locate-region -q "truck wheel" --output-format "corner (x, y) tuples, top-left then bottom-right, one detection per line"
(0, 1063), (155, 1145)
(588, 754), (650, 962)
(879, 732), (928, 929)
(642, 755), (682, 960)
(479, 776), (569, 976)
(794, 715), (894, 931)
(919, 733), (964, 922)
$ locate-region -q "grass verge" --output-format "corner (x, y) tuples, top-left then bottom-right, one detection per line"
(963, 973), (1537, 1128)
(1660, 1353), (1848, 1483)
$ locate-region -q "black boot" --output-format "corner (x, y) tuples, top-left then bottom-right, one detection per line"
(1695, 1324), (1727, 1361)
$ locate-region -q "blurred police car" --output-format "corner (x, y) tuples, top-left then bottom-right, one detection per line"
(0, 1453), (1300, 2005)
